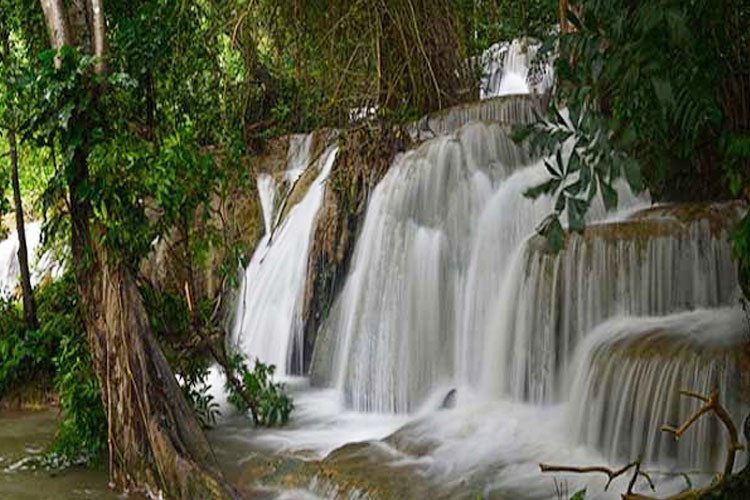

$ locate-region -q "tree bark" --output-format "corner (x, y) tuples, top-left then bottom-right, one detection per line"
(37, 0), (240, 497)
(9, 129), (38, 330)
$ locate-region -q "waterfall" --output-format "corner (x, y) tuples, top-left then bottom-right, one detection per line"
(482, 208), (740, 404)
(480, 39), (554, 100)
(312, 122), (529, 412)
(567, 308), (749, 471)
(256, 174), (277, 236)
(230, 138), (337, 375)
(221, 99), (747, 497)
(0, 221), (45, 299)
(311, 119), (643, 413)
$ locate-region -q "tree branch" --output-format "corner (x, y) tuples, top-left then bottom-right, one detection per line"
(661, 390), (744, 478)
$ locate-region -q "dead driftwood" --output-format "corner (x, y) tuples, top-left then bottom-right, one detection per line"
(540, 389), (746, 500)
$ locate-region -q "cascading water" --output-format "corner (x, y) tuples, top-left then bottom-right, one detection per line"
(311, 121), (539, 413)
(0, 221), (46, 298)
(312, 119), (644, 414)
(219, 98), (747, 499)
(481, 207), (740, 404)
(480, 39), (554, 100)
(230, 137), (337, 375)
(567, 308), (748, 472)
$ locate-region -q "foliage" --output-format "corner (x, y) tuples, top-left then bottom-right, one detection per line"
(0, 270), (106, 467)
(0, 301), (51, 391)
(177, 357), (220, 429)
(46, 322), (106, 467)
(225, 352), (293, 427)
(569, 489), (586, 500)
(521, 0), (749, 253)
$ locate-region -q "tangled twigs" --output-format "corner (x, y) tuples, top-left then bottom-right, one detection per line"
(661, 390), (744, 478)
(540, 461), (655, 495)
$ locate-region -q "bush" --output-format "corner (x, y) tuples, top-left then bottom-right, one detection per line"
(226, 353), (293, 426)
(0, 270), (106, 468)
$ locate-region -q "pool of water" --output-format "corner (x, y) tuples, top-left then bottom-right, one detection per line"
(0, 409), (118, 500)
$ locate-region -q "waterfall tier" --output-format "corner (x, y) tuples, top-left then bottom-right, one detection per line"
(0, 221), (56, 298)
(230, 137), (337, 375)
(568, 308), (749, 472)
(480, 39), (554, 100)
(410, 95), (539, 140)
(484, 203), (742, 404)
(310, 118), (643, 413)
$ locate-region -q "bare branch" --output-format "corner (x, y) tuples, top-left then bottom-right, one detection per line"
(540, 461), (653, 493)
(661, 390), (744, 477)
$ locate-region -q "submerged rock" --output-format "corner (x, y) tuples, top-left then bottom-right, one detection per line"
(440, 388), (457, 409)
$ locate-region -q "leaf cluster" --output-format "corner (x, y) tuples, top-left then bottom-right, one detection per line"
(225, 352), (293, 427)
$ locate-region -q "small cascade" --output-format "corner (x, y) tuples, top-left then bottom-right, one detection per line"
(568, 308), (749, 472)
(483, 205), (740, 404)
(285, 133), (315, 185)
(312, 121), (533, 413)
(311, 119), (643, 413)
(410, 94), (538, 140)
(0, 222), (43, 298)
(256, 174), (277, 236)
(480, 39), (554, 100)
(230, 138), (337, 375)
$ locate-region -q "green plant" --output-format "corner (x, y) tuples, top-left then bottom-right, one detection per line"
(177, 356), (220, 429)
(0, 300), (53, 393)
(46, 323), (106, 468)
(40, 271), (105, 467)
(0, 268), (106, 468)
(225, 352), (293, 427)
(521, 0), (749, 252)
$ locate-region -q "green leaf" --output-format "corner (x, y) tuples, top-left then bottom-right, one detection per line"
(511, 124), (534, 144)
(525, 178), (560, 199)
(652, 77), (674, 108)
(600, 179), (618, 210)
(545, 216), (565, 253)
(570, 488), (587, 500)
(567, 197), (587, 233)
(624, 159), (644, 193)
(545, 159), (561, 179)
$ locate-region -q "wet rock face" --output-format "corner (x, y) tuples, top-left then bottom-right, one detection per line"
(228, 442), (461, 500)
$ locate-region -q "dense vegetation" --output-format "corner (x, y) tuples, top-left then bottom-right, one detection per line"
(0, 0), (747, 498)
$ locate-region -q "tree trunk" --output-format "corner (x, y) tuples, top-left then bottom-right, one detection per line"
(75, 234), (237, 498)
(38, 0), (240, 497)
(9, 129), (38, 330)
(0, 26), (38, 331)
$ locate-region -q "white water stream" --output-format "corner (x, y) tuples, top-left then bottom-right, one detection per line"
(0, 221), (61, 299)
(230, 140), (337, 375)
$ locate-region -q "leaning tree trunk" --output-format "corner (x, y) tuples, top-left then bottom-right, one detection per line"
(38, 0), (239, 497)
